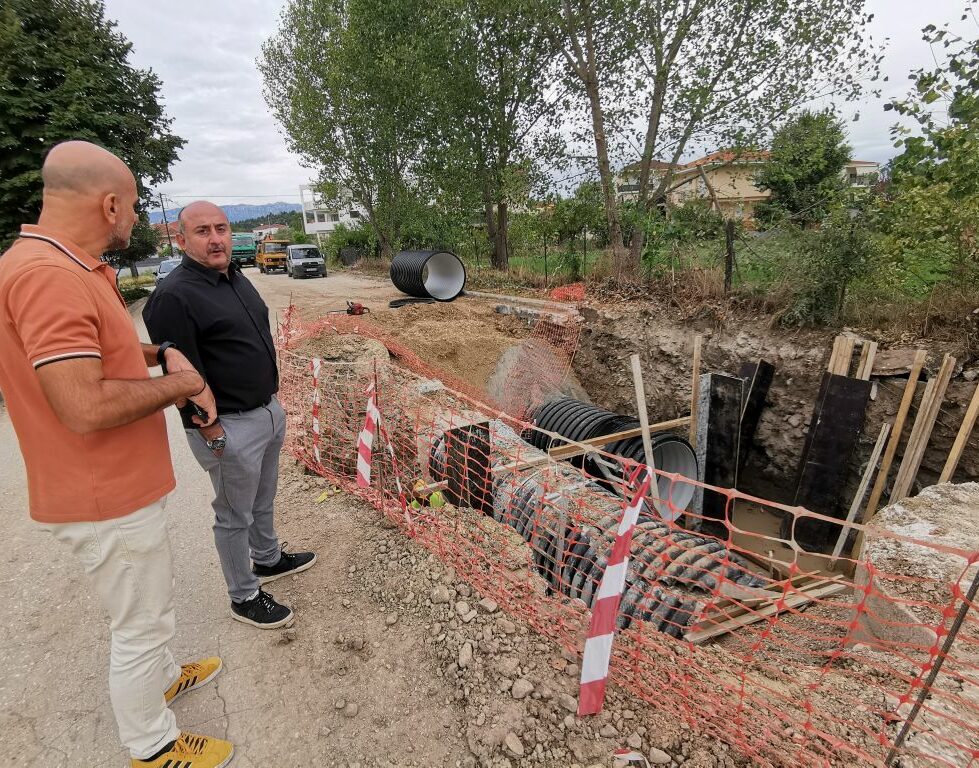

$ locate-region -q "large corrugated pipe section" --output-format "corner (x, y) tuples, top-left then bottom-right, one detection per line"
(390, 250), (466, 301)
(525, 398), (699, 517)
(430, 421), (765, 638)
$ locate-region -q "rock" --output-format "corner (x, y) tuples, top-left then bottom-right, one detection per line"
(496, 656), (520, 677)
(343, 702), (360, 718)
(787, 414), (803, 428)
(455, 600), (472, 617)
(564, 663), (579, 678)
(648, 747), (672, 765)
(627, 733), (642, 749)
(478, 597), (499, 613)
(334, 698), (346, 710)
(431, 585), (451, 604)
(557, 693), (578, 713)
(385, 611), (399, 626)
(457, 583), (472, 598)
(459, 642), (474, 669)
(350, 636), (365, 651)
(504, 732), (525, 758)
(511, 679), (534, 700)
(600, 724), (618, 738)
(498, 618), (517, 635)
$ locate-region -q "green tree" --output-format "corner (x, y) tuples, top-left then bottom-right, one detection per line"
(553, 0), (880, 279)
(261, 0), (435, 260)
(882, 5), (979, 280)
(0, 0), (184, 249)
(755, 110), (852, 227)
(424, 0), (561, 270)
(104, 217), (160, 278)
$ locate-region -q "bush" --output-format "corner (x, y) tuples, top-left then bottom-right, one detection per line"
(321, 223), (376, 266)
(779, 210), (880, 326)
(119, 286), (150, 305)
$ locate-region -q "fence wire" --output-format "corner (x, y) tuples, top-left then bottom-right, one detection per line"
(277, 307), (979, 768)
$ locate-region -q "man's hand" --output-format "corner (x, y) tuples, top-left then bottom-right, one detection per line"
(199, 419), (226, 456)
(163, 347), (217, 426)
(162, 346), (197, 375)
(188, 384), (218, 427)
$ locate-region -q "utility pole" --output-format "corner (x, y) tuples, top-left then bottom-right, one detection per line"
(159, 194), (174, 256)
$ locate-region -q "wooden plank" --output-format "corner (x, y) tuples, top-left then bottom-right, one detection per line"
(830, 422), (890, 567)
(890, 354), (956, 503)
(737, 360), (775, 473)
(828, 336), (844, 374)
(687, 571), (840, 630)
(787, 373), (873, 551)
(837, 337), (856, 376)
(497, 417), (692, 473)
(689, 334), (703, 445)
(630, 354), (656, 472)
(685, 580), (850, 644)
(939, 382), (979, 483)
(863, 350), (927, 521)
(856, 341), (878, 380)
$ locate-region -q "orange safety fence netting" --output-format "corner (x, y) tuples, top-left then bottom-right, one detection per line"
(276, 308), (979, 768)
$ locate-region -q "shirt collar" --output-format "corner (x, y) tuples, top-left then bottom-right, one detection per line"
(180, 254), (239, 285)
(18, 225), (104, 271)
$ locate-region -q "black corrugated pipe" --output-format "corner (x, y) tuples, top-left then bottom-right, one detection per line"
(390, 250), (467, 301)
(527, 398), (699, 514)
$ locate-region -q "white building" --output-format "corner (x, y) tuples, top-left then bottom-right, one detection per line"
(252, 223), (289, 239)
(299, 185), (366, 245)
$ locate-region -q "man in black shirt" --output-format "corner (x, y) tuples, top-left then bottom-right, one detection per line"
(144, 201), (316, 629)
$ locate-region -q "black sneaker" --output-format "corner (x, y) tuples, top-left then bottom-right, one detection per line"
(230, 589), (294, 629)
(252, 547), (317, 584)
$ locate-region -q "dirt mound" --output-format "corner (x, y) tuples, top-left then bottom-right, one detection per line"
(366, 300), (529, 396)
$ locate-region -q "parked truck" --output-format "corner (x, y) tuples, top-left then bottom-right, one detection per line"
(256, 237), (290, 273)
(231, 233), (257, 266)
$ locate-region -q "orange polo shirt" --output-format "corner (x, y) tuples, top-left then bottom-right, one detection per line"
(0, 225), (175, 523)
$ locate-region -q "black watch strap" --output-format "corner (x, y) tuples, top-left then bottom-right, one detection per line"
(157, 341), (177, 373)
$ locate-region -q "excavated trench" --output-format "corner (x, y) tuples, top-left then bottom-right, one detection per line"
(571, 305), (979, 512)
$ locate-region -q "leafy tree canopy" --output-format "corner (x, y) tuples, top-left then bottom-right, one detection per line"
(0, 0), (183, 250)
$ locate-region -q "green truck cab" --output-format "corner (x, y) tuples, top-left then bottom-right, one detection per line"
(231, 233), (257, 266)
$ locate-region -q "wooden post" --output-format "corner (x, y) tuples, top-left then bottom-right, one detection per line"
(939, 383), (979, 483)
(828, 336), (843, 373)
(830, 422), (890, 567)
(890, 354), (956, 503)
(724, 220), (735, 293)
(864, 350), (926, 520)
(630, 354), (656, 473)
(689, 334), (703, 445)
(856, 341), (878, 380)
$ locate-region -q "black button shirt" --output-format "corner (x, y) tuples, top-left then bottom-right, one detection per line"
(143, 256), (278, 427)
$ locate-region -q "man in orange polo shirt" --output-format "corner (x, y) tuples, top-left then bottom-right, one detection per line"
(0, 142), (234, 768)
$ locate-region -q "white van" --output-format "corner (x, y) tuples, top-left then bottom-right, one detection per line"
(285, 245), (326, 279)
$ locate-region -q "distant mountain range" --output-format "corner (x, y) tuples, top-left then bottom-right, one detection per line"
(148, 202), (302, 225)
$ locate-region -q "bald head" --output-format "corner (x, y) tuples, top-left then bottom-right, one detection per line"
(178, 201), (228, 233)
(35, 141), (140, 256)
(176, 200), (232, 274)
(42, 141), (135, 196)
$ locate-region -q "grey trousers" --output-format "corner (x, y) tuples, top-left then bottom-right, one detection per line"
(187, 396), (285, 602)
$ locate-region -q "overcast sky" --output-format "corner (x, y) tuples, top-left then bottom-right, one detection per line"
(102, 0), (971, 210)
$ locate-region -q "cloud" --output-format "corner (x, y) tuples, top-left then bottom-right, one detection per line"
(105, 0), (969, 208)
(103, 0), (310, 207)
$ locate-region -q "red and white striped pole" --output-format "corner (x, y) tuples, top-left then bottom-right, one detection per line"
(310, 357), (322, 465)
(578, 468), (652, 716)
(356, 380), (379, 488)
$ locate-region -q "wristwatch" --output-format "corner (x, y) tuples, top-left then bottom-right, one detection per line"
(206, 434), (227, 453)
(157, 341), (177, 374)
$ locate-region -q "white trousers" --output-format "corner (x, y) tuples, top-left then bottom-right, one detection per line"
(43, 498), (182, 759)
